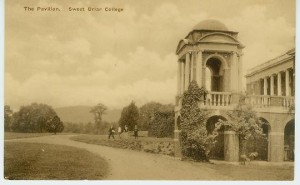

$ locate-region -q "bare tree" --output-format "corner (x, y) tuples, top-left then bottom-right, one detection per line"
(90, 103), (107, 133)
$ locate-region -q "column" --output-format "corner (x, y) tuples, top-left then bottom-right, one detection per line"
(230, 52), (238, 92)
(177, 60), (181, 95)
(285, 69), (290, 96)
(202, 66), (206, 89)
(223, 69), (230, 92)
(184, 53), (190, 90)
(224, 131), (239, 162)
(277, 72), (282, 96)
(264, 77), (268, 95)
(270, 75), (274, 96)
(180, 61), (185, 94)
(196, 51), (203, 87)
(238, 54), (243, 92)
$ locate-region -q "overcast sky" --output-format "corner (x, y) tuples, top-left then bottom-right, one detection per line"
(5, 0), (295, 110)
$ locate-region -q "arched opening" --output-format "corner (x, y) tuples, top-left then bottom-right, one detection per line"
(257, 118), (270, 161)
(284, 119), (295, 161)
(206, 57), (224, 92)
(206, 115), (226, 160)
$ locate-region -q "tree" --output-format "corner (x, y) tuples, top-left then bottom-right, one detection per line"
(46, 115), (64, 134)
(4, 105), (13, 131)
(119, 101), (139, 131)
(139, 102), (162, 131)
(180, 80), (212, 161)
(148, 109), (174, 138)
(90, 103), (107, 134)
(217, 102), (266, 162)
(11, 103), (60, 133)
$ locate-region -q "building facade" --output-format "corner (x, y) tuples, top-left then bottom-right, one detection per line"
(245, 49), (295, 162)
(174, 19), (295, 162)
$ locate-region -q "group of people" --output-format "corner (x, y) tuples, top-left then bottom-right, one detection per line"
(108, 124), (139, 139)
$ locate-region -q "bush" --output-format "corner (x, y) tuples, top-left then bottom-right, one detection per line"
(148, 110), (174, 138)
(180, 81), (212, 161)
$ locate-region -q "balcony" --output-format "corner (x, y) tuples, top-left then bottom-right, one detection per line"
(176, 92), (294, 111)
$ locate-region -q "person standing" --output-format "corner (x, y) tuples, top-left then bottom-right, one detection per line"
(118, 125), (122, 139)
(124, 125), (129, 139)
(134, 125), (138, 139)
(108, 125), (115, 139)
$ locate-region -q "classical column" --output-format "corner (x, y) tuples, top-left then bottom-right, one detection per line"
(285, 69), (290, 96)
(196, 50), (203, 87)
(264, 77), (268, 95)
(223, 68), (230, 92)
(270, 75), (274, 96)
(180, 61), (185, 94)
(230, 52), (238, 92)
(185, 53), (190, 90)
(177, 60), (181, 95)
(277, 72), (282, 96)
(238, 54), (243, 92)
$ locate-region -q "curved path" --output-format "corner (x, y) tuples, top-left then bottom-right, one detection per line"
(6, 135), (231, 180)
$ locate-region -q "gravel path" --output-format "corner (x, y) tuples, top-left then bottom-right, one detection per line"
(5, 134), (231, 180)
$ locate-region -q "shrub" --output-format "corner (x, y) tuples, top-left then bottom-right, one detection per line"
(148, 110), (174, 138)
(180, 81), (213, 161)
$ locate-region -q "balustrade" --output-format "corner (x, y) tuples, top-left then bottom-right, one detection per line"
(204, 92), (232, 106)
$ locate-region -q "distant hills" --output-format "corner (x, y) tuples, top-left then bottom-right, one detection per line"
(54, 106), (121, 124)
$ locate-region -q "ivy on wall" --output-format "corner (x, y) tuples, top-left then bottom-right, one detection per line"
(179, 80), (215, 161)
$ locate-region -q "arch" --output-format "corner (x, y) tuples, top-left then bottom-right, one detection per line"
(206, 115), (227, 160)
(284, 119), (295, 161)
(256, 117), (271, 161)
(204, 53), (228, 69)
(205, 56), (226, 92)
(258, 117), (271, 134)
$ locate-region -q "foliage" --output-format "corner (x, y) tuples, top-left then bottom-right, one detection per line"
(119, 101), (139, 131)
(179, 80), (212, 161)
(45, 115), (64, 134)
(138, 102), (162, 131)
(10, 103), (64, 133)
(4, 105), (13, 131)
(90, 103), (107, 134)
(148, 109), (174, 138)
(217, 102), (266, 160)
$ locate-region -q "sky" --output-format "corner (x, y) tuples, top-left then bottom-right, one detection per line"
(4, 0), (296, 110)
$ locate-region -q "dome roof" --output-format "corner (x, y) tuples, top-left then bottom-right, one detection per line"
(193, 19), (228, 31)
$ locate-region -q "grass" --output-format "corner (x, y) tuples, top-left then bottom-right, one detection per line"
(203, 162), (294, 180)
(4, 142), (109, 180)
(4, 132), (53, 140)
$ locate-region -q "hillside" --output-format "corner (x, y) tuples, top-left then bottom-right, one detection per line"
(54, 106), (121, 124)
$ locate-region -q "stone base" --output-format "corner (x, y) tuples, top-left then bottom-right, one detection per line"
(224, 131), (239, 162)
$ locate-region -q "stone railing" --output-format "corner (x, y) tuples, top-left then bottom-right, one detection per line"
(245, 95), (294, 109)
(176, 92), (294, 110)
(204, 91), (232, 106)
(244, 95), (270, 107)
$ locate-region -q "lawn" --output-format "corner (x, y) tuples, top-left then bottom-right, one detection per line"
(201, 162), (294, 180)
(4, 132), (53, 140)
(4, 142), (109, 180)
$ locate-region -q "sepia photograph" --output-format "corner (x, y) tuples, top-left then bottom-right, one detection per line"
(1, 0), (298, 183)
